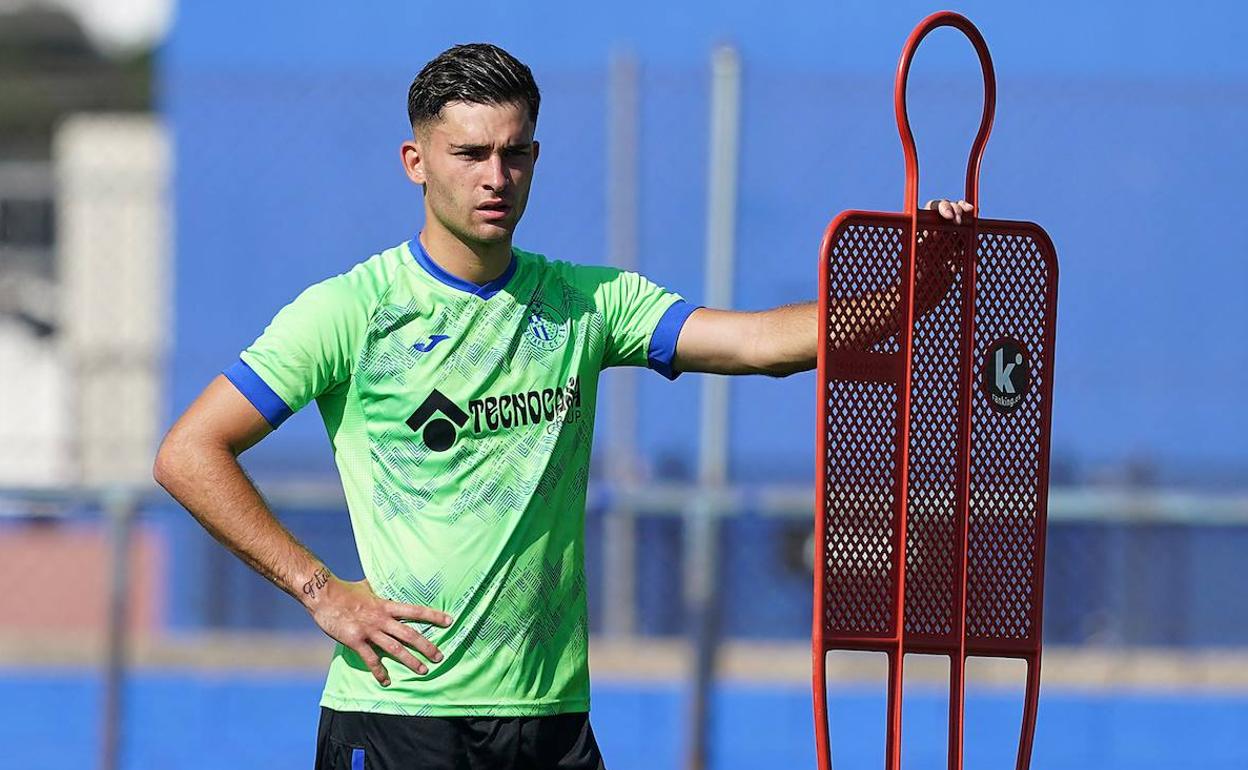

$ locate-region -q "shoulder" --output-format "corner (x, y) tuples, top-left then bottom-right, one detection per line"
(517, 248), (631, 291)
(319, 244), (405, 300)
(517, 251), (644, 321)
(291, 244), (406, 316)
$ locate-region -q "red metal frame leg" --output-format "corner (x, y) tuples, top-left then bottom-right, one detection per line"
(948, 652), (967, 770)
(1015, 656), (1042, 770)
(813, 646), (832, 770)
(885, 648), (904, 770)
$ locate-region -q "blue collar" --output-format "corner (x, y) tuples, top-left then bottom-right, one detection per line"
(410, 237), (518, 300)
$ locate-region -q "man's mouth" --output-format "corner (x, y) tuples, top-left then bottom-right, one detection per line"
(476, 201), (512, 222)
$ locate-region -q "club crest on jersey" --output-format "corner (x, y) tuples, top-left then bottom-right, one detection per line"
(524, 299), (569, 352)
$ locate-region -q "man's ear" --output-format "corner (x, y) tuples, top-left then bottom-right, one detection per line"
(401, 137), (426, 185)
(532, 139), (540, 165)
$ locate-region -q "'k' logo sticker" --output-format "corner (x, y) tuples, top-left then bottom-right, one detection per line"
(982, 338), (1030, 414)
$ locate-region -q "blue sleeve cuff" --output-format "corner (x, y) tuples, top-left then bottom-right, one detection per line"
(647, 300), (701, 380)
(223, 358), (293, 428)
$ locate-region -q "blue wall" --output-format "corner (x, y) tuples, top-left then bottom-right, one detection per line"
(4, 670), (1245, 770)
(162, 1), (1248, 485)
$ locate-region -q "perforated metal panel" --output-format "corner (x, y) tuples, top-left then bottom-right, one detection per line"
(966, 229), (1054, 649)
(815, 210), (1057, 770)
(822, 222), (905, 639)
(823, 378), (900, 637)
(902, 225), (969, 644)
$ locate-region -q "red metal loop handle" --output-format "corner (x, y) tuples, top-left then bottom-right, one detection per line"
(895, 10), (997, 216)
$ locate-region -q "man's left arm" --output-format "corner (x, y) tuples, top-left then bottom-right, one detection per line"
(668, 305), (813, 379)
(671, 198), (972, 379)
(671, 301), (818, 378)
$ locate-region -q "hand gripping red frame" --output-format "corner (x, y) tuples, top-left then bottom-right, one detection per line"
(813, 11), (1059, 770)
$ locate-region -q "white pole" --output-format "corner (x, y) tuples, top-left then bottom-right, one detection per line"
(100, 488), (137, 770)
(603, 49), (642, 637)
(697, 45), (740, 486)
(685, 44), (741, 770)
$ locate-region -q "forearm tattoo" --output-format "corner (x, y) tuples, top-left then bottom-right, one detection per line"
(302, 567), (331, 600)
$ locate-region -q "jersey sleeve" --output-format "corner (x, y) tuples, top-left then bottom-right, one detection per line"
(223, 272), (373, 428)
(578, 265), (701, 380)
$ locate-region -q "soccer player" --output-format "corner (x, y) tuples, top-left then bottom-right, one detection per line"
(153, 43), (971, 770)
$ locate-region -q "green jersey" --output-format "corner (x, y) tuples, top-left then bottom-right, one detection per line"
(223, 237), (698, 716)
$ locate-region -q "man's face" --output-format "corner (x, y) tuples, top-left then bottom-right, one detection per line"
(403, 101), (539, 247)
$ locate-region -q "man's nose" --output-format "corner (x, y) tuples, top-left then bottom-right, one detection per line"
(483, 153), (508, 192)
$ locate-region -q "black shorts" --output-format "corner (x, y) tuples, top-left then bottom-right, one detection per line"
(314, 707), (606, 770)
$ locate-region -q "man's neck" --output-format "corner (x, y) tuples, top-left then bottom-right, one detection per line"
(418, 226), (512, 286)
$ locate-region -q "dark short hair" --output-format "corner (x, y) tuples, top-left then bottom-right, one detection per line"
(407, 43), (541, 130)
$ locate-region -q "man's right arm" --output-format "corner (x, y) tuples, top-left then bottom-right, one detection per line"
(153, 375), (451, 686)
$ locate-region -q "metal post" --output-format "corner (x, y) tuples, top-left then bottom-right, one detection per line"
(685, 44), (741, 770)
(100, 488), (137, 770)
(604, 49), (642, 638)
